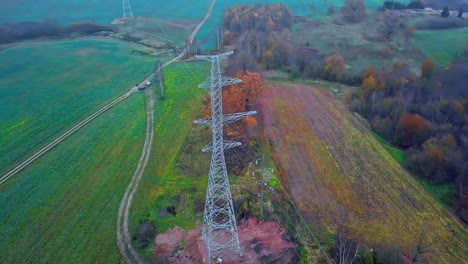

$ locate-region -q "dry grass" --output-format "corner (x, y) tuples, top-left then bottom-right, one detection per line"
(260, 82), (468, 263)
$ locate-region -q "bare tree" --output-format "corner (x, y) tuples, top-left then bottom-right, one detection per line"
(409, 232), (430, 264)
(379, 12), (401, 41)
(335, 229), (360, 264)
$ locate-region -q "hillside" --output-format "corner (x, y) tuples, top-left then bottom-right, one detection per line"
(259, 82), (468, 263)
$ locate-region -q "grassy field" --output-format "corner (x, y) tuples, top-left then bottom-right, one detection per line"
(414, 27), (468, 67)
(0, 38), (154, 176)
(0, 93), (146, 264)
(126, 61), (210, 258)
(260, 82), (468, 264)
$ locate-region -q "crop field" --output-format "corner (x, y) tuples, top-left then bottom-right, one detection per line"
(414, 27), (468, 67)
(0, 38), (154, 176)
(0, 93), (146, 264)
(259, 82), (468, 264)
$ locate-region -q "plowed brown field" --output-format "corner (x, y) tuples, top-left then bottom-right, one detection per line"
(260, 82), (468, 263)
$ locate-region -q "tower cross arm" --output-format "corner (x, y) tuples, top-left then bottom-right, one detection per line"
(196, 51), (234, 62)
(194, 111), (257, 127)
(202, 140), (242, 152)
(198, 76), (242, 88)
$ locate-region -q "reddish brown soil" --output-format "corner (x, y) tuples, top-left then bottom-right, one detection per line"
(154, 217), (297, 264)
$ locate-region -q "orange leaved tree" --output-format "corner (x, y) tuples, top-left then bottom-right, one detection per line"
(421, 59), (435, 79)
(398, 113), (429, 146)
(324, 55), (346, 80)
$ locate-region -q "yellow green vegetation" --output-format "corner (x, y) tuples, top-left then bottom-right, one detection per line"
(129, 61), (210, 256)
(265, 83), (468, 263)
(414, 27), (468, 67)
(0, 38), (154, 174)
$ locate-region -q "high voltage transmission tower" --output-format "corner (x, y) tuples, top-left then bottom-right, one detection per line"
(122, 0), (134, 18)
(195, 51), (256, 262)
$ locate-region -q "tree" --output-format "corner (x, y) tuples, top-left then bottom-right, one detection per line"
(362, 76), (378, 90)
(405, 25), (416, 45)
(328, 4), (336, 15)
(324, 55), (346, 79)
(244, 116), (258, 127)
(421, 59), (435, 79)
(379, 11), (400, 41)
(334, 228), (360, 264)
(457, 8), (463, 18)
(228, 71), (266, 112)
(341, 0), (367, 22)
(398, 113), (428, 146)
(406, 1), (424, 9)
(262, 49), (274, 69)
(441, 7), (450, 17)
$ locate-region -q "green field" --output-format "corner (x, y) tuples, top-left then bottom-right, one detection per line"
(414, 27), (468, 67)
(0, 38), (154, 175)
(0, 93), (146, 264)
(126, 61), (210, 258)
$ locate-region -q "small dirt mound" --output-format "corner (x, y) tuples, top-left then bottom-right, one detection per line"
(154, 217), (298, 264)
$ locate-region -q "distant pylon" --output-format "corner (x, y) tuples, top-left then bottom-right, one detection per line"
(123, 0), (134, 18)
(195, 51), (256, 262)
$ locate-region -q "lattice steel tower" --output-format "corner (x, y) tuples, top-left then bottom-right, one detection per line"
(122, 0), (134, 18)
(195, 51), (256, 262)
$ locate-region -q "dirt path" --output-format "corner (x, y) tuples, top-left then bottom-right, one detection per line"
(260, 82), (468, 264)
(117, 87), (155, 264)
(116, 1), (217, 263)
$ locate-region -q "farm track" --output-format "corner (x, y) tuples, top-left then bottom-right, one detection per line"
(0, 89), (136, 186)
(116, 0), (217, 263)
(0, 0), (216, 187)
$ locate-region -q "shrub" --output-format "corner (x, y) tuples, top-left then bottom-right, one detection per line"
(441, 7), (450, 17)
(341, 0), (367, 22)
(457, 8), (464, 18)
(135, 220), (156, 249)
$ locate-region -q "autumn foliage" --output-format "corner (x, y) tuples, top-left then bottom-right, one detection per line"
(203, 71), (265, 140)
(362, 76), (378, 90)
(324, 55), (346, 79)
(398, 113), (428, 146)
(341, 0), (367, 22)
(421, 59), (435, 79)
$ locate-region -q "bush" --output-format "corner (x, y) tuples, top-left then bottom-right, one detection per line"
(341, 0), (367, 22)
(134, 220), (157, 249)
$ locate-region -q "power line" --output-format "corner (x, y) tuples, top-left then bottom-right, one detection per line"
(195, 51), (257, 262)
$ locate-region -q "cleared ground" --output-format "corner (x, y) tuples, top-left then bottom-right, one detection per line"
(260, 82), (468, 263)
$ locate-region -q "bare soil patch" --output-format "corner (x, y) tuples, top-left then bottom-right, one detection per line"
(154, 217), (298, 264)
